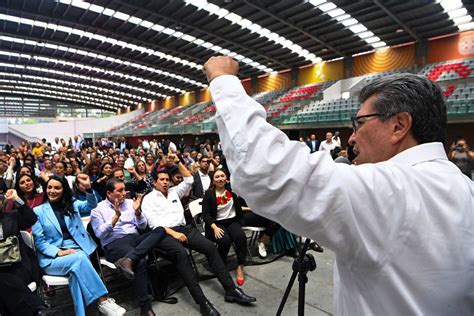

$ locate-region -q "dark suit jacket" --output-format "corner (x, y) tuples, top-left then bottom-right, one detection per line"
(117, 141), (132, 151)
(201, 189), (243, 228)
(306, 140), (320, 153)
(190, 171), (213, 200)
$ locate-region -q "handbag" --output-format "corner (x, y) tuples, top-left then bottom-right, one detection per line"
(0, 235), (22, 267)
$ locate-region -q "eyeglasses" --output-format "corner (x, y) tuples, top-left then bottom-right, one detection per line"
(350, 112), (395, 132)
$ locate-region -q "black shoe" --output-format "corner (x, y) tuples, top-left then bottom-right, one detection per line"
(225, 288), (256, 304)
(114, 257), (135, 280)
(309, 242), (324, 253)
(200, 301), (220, 316)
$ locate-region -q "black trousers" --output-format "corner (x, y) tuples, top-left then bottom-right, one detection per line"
(205, 218), (247, 265)
(0, 272), (44, 316)
(156, 225), (235, 306)
(242, 212), (280, 236)
(104, 227), (166, 309)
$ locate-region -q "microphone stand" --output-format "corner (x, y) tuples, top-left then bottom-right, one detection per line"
(276, 238), (320, 316)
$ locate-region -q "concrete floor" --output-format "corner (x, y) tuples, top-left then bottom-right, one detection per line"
(44, 248), (335, 315)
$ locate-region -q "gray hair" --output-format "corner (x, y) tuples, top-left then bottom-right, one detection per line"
(359, 73), (447, 144)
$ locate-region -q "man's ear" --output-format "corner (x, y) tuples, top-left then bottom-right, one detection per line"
(391, 112), (413, 144)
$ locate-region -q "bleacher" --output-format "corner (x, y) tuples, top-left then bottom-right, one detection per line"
(90, 57), (474, 138)
(420, 58), (474, 82)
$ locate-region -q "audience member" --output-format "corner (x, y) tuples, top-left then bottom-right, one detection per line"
(32, 175), (125, 316)
(449, 138), (473, 178)
(319, 132), (337, 153)
(0, 189), (48, 316)
(92, 162), (114, 199)
(306, 134), (320, 153)
(130, 160), (154, 194)
(91, 178), (165, 316)
(141, 154), (256, 316)
(191, 155), (212, 200)
(201, 169), (248, 286)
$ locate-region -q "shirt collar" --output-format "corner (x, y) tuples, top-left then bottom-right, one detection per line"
(388, 142), (447, 166)
(153, 188), (167, 198)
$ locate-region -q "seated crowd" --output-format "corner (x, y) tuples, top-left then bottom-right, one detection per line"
(4, 130), (468, 315)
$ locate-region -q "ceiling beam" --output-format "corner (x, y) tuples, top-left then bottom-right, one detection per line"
(115, 0), (290, 69)
(243, 0), (346, 58)
(0, 6), (204, 74)
(372, 0), (421, 42)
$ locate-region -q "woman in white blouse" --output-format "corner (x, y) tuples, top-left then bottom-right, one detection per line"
(201, 169), (248, 286)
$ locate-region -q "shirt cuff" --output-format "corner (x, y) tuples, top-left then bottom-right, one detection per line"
(210, 75), (245, 100)
(183, 176), (193, 184)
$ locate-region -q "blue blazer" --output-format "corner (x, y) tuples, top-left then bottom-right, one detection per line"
(32, 192), (98, 268)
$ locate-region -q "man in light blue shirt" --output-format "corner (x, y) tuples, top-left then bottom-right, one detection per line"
(91, 177), (165, 316)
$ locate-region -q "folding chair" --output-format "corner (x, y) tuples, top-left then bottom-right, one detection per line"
(20, 230), (69, 299)
(183, 198), (205, 278)
(20, 231), (38, 292)
(240, 207), (266, 262)
(188, 198), (204, 233)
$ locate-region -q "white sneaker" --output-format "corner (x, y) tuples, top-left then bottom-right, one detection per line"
(98, 297), (126, 315)
(257, 242), (267, 258)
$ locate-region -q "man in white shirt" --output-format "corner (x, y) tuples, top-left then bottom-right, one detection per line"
(319, 132), (337, 153)
(168, 140), (177, 153)
(142, 139), (150, 152)
(124, 150), (136, 169)
(141, 154), (256, 316)
(51, 137), (61, 152)
(332, 131), (342, 148)
(203, 56), (473, 316)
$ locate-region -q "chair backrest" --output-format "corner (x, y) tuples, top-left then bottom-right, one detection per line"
(188, 198), (203, 218)
(81, 216), (91, 229)
(20, 230), (34, 250)
(188, 198), (205, 233)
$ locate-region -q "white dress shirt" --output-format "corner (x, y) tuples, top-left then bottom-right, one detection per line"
(199, 170), (211, 192)
(141, 176), (193, 229)
(210, 75), (474, 316)
(319, 140), (337, 152)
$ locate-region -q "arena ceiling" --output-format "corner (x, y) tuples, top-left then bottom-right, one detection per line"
(0, 0), (472, 115)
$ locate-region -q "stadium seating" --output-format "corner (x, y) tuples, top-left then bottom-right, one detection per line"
(90, 57), (474, 138)
(419, 58), (474, 82)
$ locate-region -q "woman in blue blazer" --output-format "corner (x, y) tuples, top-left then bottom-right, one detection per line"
(32, 174), (125, 316)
